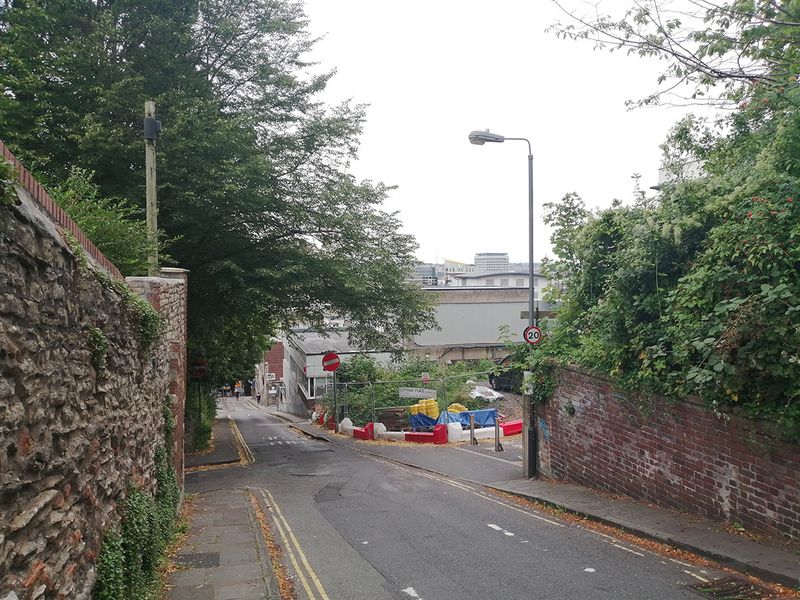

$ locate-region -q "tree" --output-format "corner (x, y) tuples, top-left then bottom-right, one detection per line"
(0, 0), (435, 382)
(550, 0), (800, 106)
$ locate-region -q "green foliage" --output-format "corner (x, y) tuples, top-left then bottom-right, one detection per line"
(539, 89), (800, 439)
(0, 159), (16, 205)
(50, 167), (167, 276)
(325, 355), (497, 426)
(0, 0), (436, 386)
(185, 384), (216, 451)
(99, 275), (164, 352)
(93, 400), (180, 599)
(87, 326), (108, 372)
(94, 532), (124, 600)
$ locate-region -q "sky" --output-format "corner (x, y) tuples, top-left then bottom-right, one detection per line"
(302, 0), (716, 265)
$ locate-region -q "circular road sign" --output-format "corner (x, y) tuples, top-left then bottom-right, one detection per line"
(523, 325), (542, 345)
(322, 352), (341, 372)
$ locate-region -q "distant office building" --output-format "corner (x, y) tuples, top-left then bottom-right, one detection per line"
(411, 263), (438, 286)
(474, 253), (509, 272)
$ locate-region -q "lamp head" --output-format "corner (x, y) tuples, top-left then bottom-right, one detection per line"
(468, 129), (505, 145)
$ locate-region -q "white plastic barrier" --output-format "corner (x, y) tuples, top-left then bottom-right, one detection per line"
(373, 422), (406, 441)
(452, 425), (504, 443)
(446, 422), (462, 442)
(339, 417), (354, 437)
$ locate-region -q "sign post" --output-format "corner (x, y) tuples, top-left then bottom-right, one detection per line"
(322, 352), (341, 431)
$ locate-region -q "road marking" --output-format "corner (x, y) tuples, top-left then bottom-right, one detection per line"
(401, 587), (421, 598)
(584, 568), (596, 573)
(487, 524), (502, 530)
(377, 458), (565, 528)
(455, 447), (523, 466)
(261, 489), (330, 600)
(684, 570), (710, 583)
(613, 543), (644, 556)
(504, 531), (515, 536)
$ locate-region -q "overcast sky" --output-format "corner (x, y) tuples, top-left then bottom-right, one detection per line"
(302, 0), (717, 264)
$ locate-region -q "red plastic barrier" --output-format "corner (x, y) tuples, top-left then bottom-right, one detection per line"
(353, 422), (375, 440)
(501, 419), (523, 436)
(404, 424), (447, 444)
(405, 431), (434, 443)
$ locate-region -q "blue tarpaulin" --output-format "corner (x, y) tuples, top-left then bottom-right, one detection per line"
(409, 412), (438, 431)
(409, 408), (499, 431)
(437, 409), (497, 428)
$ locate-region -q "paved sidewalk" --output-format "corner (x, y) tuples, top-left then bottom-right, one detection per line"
(168, 488), (278, 600)
(263, 405), (799, 588)
(186, 418), (240, 469)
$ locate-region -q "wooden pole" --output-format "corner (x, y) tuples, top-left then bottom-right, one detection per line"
(145, 100), (158, 276)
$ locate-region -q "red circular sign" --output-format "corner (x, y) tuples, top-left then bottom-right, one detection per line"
(322, 352), (341, 372)
(523, 325), (542, 345)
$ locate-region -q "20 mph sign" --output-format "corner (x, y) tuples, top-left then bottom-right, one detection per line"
(523, 325), (542, 345)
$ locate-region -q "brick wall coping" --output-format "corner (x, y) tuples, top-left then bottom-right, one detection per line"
(1, 139), (123, 280)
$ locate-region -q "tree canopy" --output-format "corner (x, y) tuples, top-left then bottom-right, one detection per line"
(0, 0), (435, 382)
(535, 0), (800, 439)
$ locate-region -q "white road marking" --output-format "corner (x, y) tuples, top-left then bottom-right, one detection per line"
(684, 570), (710, 583)
(521, 540), (529, 544)
(401, 587), (421, 598)
(487, 524), (503, 531)
(361, 541), (369, 545)
(504, 531), (515, 536)
(584, 568), (596, 573)
(613, 543), (644, 556)
(455, 447), (523, 466)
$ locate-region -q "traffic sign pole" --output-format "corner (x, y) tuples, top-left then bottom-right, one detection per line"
(333, 370), (338, 433)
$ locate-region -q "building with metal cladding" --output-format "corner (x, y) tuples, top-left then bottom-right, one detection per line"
(268, 285), (557, 417)
(474, 252), (509, 272)
(405, 287), (556, 362)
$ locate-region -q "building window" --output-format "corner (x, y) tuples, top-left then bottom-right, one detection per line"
(500, 278), (509, 286)
(516, 278), (524, 286)
(486, 278), (495, 286)
(307, 377), (316, 398)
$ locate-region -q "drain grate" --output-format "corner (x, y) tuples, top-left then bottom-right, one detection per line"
(686, 576), (772, 599)
(175, 552), (220, 568)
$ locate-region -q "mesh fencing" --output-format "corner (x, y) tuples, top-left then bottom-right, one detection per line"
(320, 371), (496, 427)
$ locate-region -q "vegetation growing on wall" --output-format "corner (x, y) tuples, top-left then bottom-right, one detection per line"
(0, 159), (16, 205)
(530, 0), (800, 440)
(50, 167), (167, 276)
(87, 326), (108, 372)
(0, 0), (436, 386)
(93, 399), (179, 600)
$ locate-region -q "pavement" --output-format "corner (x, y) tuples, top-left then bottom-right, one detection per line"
(185, 418), (240, 469)
(170, 400), (799, 597)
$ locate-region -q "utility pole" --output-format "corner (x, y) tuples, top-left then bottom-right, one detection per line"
(144, 101), (160, 276)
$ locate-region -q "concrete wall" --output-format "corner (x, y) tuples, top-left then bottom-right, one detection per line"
(539, 366), (800, 539)
(0, 145), (188, 599)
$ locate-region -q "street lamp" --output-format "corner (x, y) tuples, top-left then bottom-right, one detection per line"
(468, 129), (535, 327)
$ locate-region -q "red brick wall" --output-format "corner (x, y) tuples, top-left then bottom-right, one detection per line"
(265, 342), (284, 380)
(538, 366), (800, 539)
(1, 140), (123, 280)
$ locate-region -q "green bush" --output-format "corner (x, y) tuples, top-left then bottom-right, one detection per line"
(94, 399), (180, 599)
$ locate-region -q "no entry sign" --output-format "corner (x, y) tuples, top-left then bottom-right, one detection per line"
(322, 352), (341, 372)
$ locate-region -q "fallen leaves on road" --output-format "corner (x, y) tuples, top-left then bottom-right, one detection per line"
(248, 490), (296, 600)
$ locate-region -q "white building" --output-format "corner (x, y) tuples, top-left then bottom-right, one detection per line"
(281, 329), (393, 417)
(474, 252), (509, 272)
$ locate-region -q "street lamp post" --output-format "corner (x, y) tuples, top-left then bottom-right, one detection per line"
(469, 129), (538, 479)
(468, 130), (535, 326)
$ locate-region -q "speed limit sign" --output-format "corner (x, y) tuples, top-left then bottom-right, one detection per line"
(523, 325), (542, 345)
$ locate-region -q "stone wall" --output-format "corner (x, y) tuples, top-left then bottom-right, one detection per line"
(538, 366), (800, 539)
(0, 150), (187, 598)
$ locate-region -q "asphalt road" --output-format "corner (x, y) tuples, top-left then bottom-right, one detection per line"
(187, 400), (726, 600)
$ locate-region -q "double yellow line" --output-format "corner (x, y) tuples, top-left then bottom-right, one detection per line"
(260, 488), (330, 600)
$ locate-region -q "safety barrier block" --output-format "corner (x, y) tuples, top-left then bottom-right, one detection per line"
(353, 422), (374, 440)
(501, 419), (523, 436)
(404, 424), (448, 444)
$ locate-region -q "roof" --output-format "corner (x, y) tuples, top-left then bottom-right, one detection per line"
(286, 329), (364, 355)
(452, 270), (543, 279)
